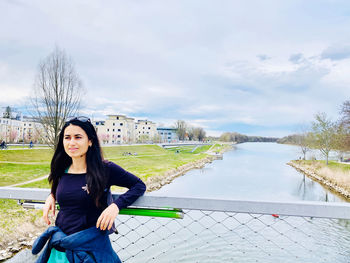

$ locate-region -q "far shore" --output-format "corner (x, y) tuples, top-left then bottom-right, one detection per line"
(288, 160), (350, 201)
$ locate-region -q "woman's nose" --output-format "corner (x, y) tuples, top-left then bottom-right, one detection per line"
(69, 138), (77, 145)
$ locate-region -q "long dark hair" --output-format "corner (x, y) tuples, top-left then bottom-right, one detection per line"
(48, 119), (107, 208)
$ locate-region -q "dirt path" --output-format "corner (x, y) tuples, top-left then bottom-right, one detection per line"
(7, 174), (49, 187)
(0, 161), (48, 165)
(2, 147), (50, 151)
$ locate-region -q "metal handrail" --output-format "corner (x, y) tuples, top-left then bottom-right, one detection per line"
(1, 187), (350, 219)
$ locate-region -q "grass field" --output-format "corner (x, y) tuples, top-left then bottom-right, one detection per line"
(0, 148), (53, 162)
(208, 143), (227, 153)
(292, 160), (350, 194)
(297, 160), (350, 172)
(0, 148), (52, 187)
(0, 143), (217, 200)
(0, 143), (231, 247)
(0, 144), (213, 187)
(16, 144), (217, 190)
(0, 163), (50, 186)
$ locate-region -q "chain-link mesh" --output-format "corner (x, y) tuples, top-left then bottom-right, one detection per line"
(111, 210), (350, 263)
(1, 188), (350, 262)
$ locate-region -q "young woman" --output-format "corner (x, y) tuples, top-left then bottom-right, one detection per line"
(39, 116), (146, 262)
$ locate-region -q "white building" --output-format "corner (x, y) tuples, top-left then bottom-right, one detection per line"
(94, 115), (158, 144)
(135, 120), (157, 143)
(0, 117), (44, 143)
(21, 118), (45, 143)
(94, 115), (136, 144)
(157, 127), (178, 143)
(0, 117), (21, 142)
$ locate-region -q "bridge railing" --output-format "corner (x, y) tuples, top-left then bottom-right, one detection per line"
(1, 187), (350, 262)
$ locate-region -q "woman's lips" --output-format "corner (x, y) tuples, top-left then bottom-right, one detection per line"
(69, 148), (78, 152)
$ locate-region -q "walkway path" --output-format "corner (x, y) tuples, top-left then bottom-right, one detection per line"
(1, 147), (50, 151)
(0, 161), (48, 165)
(6, 174), (48, 187)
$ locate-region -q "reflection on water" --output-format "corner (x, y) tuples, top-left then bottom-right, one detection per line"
(295, 174), (341, 202)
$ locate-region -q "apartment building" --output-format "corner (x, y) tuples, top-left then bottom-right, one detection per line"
(0, 117), (21, 142)
(94, 115), (136, 144)
(22, 118), (45, 143)
(135, 120), (157, 142)
(157, 127), (178, 143)
(0, 117), (44, 143)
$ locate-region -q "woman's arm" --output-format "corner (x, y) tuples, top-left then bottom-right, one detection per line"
(42, 193), (56, 225)
(106, 161), (146, 210)
(96, 161), (146, 231)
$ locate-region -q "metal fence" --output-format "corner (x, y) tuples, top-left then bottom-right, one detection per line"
(1, 187), (350, 262)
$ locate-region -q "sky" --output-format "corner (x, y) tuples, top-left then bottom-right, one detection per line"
(1, 0), (350, 137)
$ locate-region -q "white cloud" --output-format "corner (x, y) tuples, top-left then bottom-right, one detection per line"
(1, 1), (350, 137)
(321, 44), (350, 61)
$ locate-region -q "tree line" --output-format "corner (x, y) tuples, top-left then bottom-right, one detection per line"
(174, 120), (206, 141)
(219, 132), (278, 143)
(277, 100), (350, 164)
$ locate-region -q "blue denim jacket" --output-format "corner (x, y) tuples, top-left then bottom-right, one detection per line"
(32, 226), (121, 263)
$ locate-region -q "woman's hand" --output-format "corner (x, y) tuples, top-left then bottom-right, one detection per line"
(96, 203), (120, 231)
(43, 194), (56, 225)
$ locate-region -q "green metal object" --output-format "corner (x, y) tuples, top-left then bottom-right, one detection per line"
(19, 200), (184, 219)
(120, 207), (184, 219)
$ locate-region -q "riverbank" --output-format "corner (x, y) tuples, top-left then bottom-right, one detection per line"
(145, 143), (232, 192)
(145, 154), (222, 192)
(0, 143), (232, 261)
(0, 200), (48, 261)
(287, 160), (350, 200)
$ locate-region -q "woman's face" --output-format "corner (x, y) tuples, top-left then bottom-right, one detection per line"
(63, 124), (92, 159)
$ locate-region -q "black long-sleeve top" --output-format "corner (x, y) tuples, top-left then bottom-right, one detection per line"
(55, 161), (146, 235)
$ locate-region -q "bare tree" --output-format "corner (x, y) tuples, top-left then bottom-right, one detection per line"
(187, 126), (195, 141)
(338, 100), (350, 152)
(219, 132), (234, 142)
(295, 132), (313, 160)
(340, 100), (350, 129)
(174, 120), (187, 141)
(333, 122), (350, 161)
(196, 127), (206, 142)
(294, 124), (313, 160)
(31, 47), (84, 149)
(311, 112), (336, 165)
(191, 127), (206, 141)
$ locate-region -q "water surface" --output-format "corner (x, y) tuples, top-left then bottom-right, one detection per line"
(153, 142), (344, 202)
(7, 142), (349, 263)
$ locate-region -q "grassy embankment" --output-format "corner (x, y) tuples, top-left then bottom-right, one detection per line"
(289, 160), (350, 199)
(0, 143), (228, 249)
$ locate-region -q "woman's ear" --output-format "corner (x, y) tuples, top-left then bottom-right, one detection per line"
(89, 140), (92, 147)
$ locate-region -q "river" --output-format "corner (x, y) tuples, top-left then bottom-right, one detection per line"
(153, 142), (345, 202)
(6, 142), (350, 262)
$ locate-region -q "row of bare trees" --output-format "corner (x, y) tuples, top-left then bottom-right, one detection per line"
(174, 120), (206, 141)
(278, 101), (350, 164)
